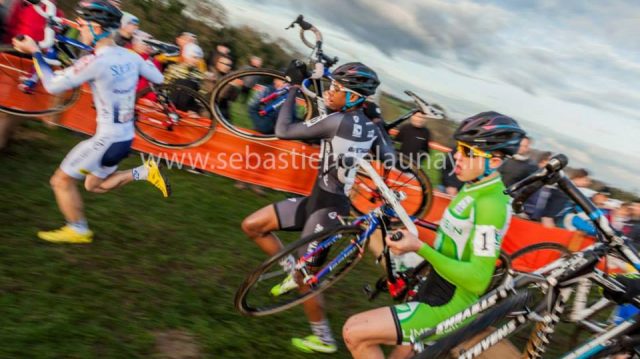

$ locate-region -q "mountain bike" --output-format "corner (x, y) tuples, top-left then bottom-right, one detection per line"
(0, 0), (88, 117)
(409, 154), (640, 359)
(234, 155), (509, 316)
(211, 15), (443, 216)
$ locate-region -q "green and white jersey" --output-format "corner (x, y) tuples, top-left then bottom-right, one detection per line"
(417, 175), (511, 297)
(392, 175), (512, 344)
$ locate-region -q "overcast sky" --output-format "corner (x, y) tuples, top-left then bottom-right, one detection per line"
(215, 0), (639, 193)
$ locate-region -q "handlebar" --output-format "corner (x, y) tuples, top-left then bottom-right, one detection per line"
(404, 90), (446, 120)
(286, 15), (338, 78)
(286, 15), (322, 49)
(506, 154), (568, 213)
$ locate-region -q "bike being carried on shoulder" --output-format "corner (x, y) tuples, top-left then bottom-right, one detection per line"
(211, 15), (444, 216)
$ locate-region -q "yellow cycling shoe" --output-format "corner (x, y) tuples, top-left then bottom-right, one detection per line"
(37, 226), (93, 244)
(145, 158), (171, 198)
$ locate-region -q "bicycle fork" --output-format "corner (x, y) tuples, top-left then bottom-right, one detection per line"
(523, 287), (573, 359)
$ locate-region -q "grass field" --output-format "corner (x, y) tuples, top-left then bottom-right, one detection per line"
(0, 122), (610, 358)
(0, 121), (395, 358)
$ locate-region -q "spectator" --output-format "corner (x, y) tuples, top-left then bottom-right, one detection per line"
(206, 53), (237, 118)
(176, 31), (197, 50)
(163, 43), (206, 111)
(441, 150), (463, 195)
(498, 135), (537, 187)
(612, 202), (632, 232)
(394, 111), (431, 168)
(3, 0), (63, 43)
(114, 12), (139, 48)
(131, 31), (161, 96)
(247, 77), (287, 134)
(535, 168), (591, 228)
(520, 151), (552, 219)
(208, 42), (231, 68)
(240, 55), (263, 96)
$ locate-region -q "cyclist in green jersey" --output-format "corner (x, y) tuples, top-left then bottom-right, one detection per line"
(342, 111), (526, 359)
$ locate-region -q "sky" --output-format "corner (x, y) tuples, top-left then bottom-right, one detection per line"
(213, 0), (639, 193)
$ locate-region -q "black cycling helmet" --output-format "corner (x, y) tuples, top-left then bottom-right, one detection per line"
(454, 111), (526, 156)
(76, 0), (122, 31)
(330, 62), (380, 97)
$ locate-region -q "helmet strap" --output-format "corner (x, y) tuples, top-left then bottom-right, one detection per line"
(341, 90), (364, 111)
(468, 157), (497, 184)
(88, 23), (111, 46)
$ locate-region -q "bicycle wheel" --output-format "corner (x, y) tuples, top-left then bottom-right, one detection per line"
(350, 157), (433, 217)
(509, 242), (571, 273)
(135, 84), (215, 148)
(235, 225), (367, 316)
(209, 68), (314, 140)
(414, 290), (532, 359)
(0, 46), (80, 117)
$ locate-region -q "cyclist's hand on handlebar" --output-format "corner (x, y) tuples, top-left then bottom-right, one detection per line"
(385, 229), (423, 255)
(12, 35), (39, 55)
(285, 59), (308, 85)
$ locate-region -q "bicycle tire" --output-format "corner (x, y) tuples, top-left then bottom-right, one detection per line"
(414, 290), (531, 359)
(0, 46), (80, 117)
(135, 84), (216, 149)
(350, 156), (433, 217)
(209, 68), (314, 140)
(235, 225), (366, 316)
(509, 242), (571, 273)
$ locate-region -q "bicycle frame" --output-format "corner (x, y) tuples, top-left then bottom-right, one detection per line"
(293, 156), (421, 288)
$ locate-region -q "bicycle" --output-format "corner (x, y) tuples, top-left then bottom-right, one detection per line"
(0, 0), (88, 117)
(211, 15), (442, 216)
(409, 154), (640, 359)
(234, 155), (509, 316)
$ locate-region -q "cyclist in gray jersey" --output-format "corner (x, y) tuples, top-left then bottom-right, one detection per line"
(241, 61), (396, 354)
(12, 0), (168, 244)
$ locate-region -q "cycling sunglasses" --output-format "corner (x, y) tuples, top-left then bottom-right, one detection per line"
(456, 141), (493, 158)
(328, 80), (364, 98)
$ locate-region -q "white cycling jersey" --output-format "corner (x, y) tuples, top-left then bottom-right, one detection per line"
(34, 45), (163, 140)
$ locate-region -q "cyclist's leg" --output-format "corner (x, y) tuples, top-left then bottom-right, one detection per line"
(344, 292), (475, 359)
(241, 196), (307, 256)
(343, 306), (399, 359)
(291, 204), (350, 353)
(83, 139), (134, 193)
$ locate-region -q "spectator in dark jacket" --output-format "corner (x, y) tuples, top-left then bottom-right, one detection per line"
(499, 136), (538, 187)
(395, 112), (431, 168)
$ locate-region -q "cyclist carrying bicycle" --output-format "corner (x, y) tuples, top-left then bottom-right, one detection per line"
(12, 0), (169, 244)
(241, 61), (396, 354)
(342, 112), (526, 358)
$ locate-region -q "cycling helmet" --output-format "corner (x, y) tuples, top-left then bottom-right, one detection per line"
(454, 111), (526, 157)
(330, 62), (380, 97)
(76, 0), (122, 31)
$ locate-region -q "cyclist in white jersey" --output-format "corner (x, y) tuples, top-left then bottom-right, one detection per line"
(12, 0), (169, 244)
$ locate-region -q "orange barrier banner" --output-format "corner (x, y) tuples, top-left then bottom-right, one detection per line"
(48, 82), (594, 272)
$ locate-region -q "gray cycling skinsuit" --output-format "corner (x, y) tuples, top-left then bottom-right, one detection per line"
(272, 87), (396, 263)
